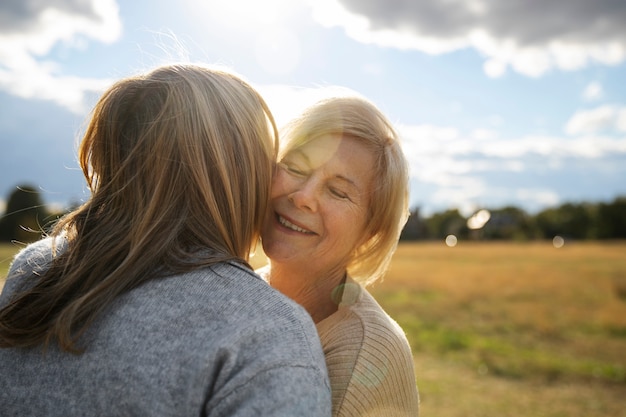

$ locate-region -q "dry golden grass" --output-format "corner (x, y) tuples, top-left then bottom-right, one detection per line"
(369, 241), (626, 417)
(0, 241), (25, 284)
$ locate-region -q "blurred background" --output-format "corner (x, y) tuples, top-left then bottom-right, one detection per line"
(1, 1), (625, 416)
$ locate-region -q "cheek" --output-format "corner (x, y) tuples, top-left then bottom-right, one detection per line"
(327, 205), (368, 237)
(345, 207), (370, 243)
(270, 170), (290, 199)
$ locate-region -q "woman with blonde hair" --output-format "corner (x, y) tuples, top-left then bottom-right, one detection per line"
(259, 95), (420, 416)
(0, 64), (331, 416)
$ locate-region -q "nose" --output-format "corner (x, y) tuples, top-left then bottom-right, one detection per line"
(288, 180), (318, 212)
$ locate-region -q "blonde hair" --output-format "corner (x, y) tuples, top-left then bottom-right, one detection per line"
(0, 64), (278, 351)
(280, 96), (409, 286)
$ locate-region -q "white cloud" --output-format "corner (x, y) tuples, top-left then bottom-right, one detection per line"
(307, 0), (626, 77)
(582, 81), (604, 101)
(565, 105), (626, 135)
(515, 189), (561, 209)
(470, 128), (498, 141)
(618, 108), (626, 132)
(430, 178), (489, 216)
(400, 121), (626, 161)
(396, 119), (626, 212)
(0, 0), (122, 113)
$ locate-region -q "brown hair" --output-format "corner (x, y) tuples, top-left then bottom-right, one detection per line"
(0, 64), (278, 352)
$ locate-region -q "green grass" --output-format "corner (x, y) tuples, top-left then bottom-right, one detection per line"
(0, 242), (26, 284)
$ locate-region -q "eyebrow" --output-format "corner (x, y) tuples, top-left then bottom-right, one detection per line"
(288, 149), (362, 191)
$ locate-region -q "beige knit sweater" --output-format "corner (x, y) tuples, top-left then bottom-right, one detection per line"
(316, 277), (420, 416)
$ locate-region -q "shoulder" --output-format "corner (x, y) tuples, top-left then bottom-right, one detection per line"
(136, 261), (328, 367)
(150, 264), (332, 414)
(317, 279), (419, 416)
(223, 263), (327, 355)
(7, 236), (63, 277)
(1, 237), (64, 305)
(358, 288), (414, 354)
(318, 278), (411, 356)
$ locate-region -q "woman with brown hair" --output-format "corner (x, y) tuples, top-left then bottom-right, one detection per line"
(0, 64), (331, 416)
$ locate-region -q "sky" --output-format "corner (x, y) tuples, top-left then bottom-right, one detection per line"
(1, 0), (625, 218)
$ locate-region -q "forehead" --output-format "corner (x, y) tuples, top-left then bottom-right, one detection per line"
(289, 134), (376, 187)
(291, 133), (370, 158)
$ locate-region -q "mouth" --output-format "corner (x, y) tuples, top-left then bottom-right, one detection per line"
(277, 214), (315, 235)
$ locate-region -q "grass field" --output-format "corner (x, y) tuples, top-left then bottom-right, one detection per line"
(1, 240), (625, 416)
(370, 241), (626, 417)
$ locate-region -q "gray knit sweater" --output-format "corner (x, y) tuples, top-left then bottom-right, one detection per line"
(0, 238), (331, 416)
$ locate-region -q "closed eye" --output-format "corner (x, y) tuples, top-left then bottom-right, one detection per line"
(279, 162), (306, 176)
(330, 188), (351, 201)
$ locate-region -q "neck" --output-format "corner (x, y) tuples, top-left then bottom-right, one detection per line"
(268, 262), (346, 323)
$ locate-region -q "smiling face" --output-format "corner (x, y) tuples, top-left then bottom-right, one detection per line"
(261, 134), (376, 277)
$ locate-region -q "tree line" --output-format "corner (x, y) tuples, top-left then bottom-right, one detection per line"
(400, 196), (626, 241)
(1, 184), (625, 243)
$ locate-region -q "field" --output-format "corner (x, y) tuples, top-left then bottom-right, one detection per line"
(370, 241), (626, 417)
(2, 241), (625, 416)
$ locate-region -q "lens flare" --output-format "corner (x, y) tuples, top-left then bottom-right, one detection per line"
(445, 235), (458, 247)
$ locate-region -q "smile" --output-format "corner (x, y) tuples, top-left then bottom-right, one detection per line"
(277, 215), (314, 234)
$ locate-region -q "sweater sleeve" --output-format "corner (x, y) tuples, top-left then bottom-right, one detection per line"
(206, 364), (331, 417)
(317, 290), (420, 417)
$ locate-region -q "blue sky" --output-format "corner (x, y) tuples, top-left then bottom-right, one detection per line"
(1, 0), (625, 217)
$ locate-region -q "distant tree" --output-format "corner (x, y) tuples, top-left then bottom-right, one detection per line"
(535, 202), (595, 239)
(595, 197), (626, 239)
(400, 207), (428, 240)
(0, 184), (50, 243)
(564, 203), (596, 239)
(398, 195), (626, 242)
(482, 206), (538, 241)
(534, 207), (561, 239)
(424, 209), (467, 239)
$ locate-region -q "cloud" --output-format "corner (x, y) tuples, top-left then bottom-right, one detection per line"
(397, 118), (626, 212)
(583, 81), (604, 101)
(515, 189), (561, 209)
(565, 105), (626, 135)
(400, 121), (626, 163)
(0, 0), (122, 113)
(308, 0), (626, 77)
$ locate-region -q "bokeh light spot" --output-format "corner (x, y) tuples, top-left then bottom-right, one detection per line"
(553, 235), (565, 248)
(445, 235), (458, 247)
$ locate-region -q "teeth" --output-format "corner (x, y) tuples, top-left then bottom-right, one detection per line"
(278, 215), (311, 233)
